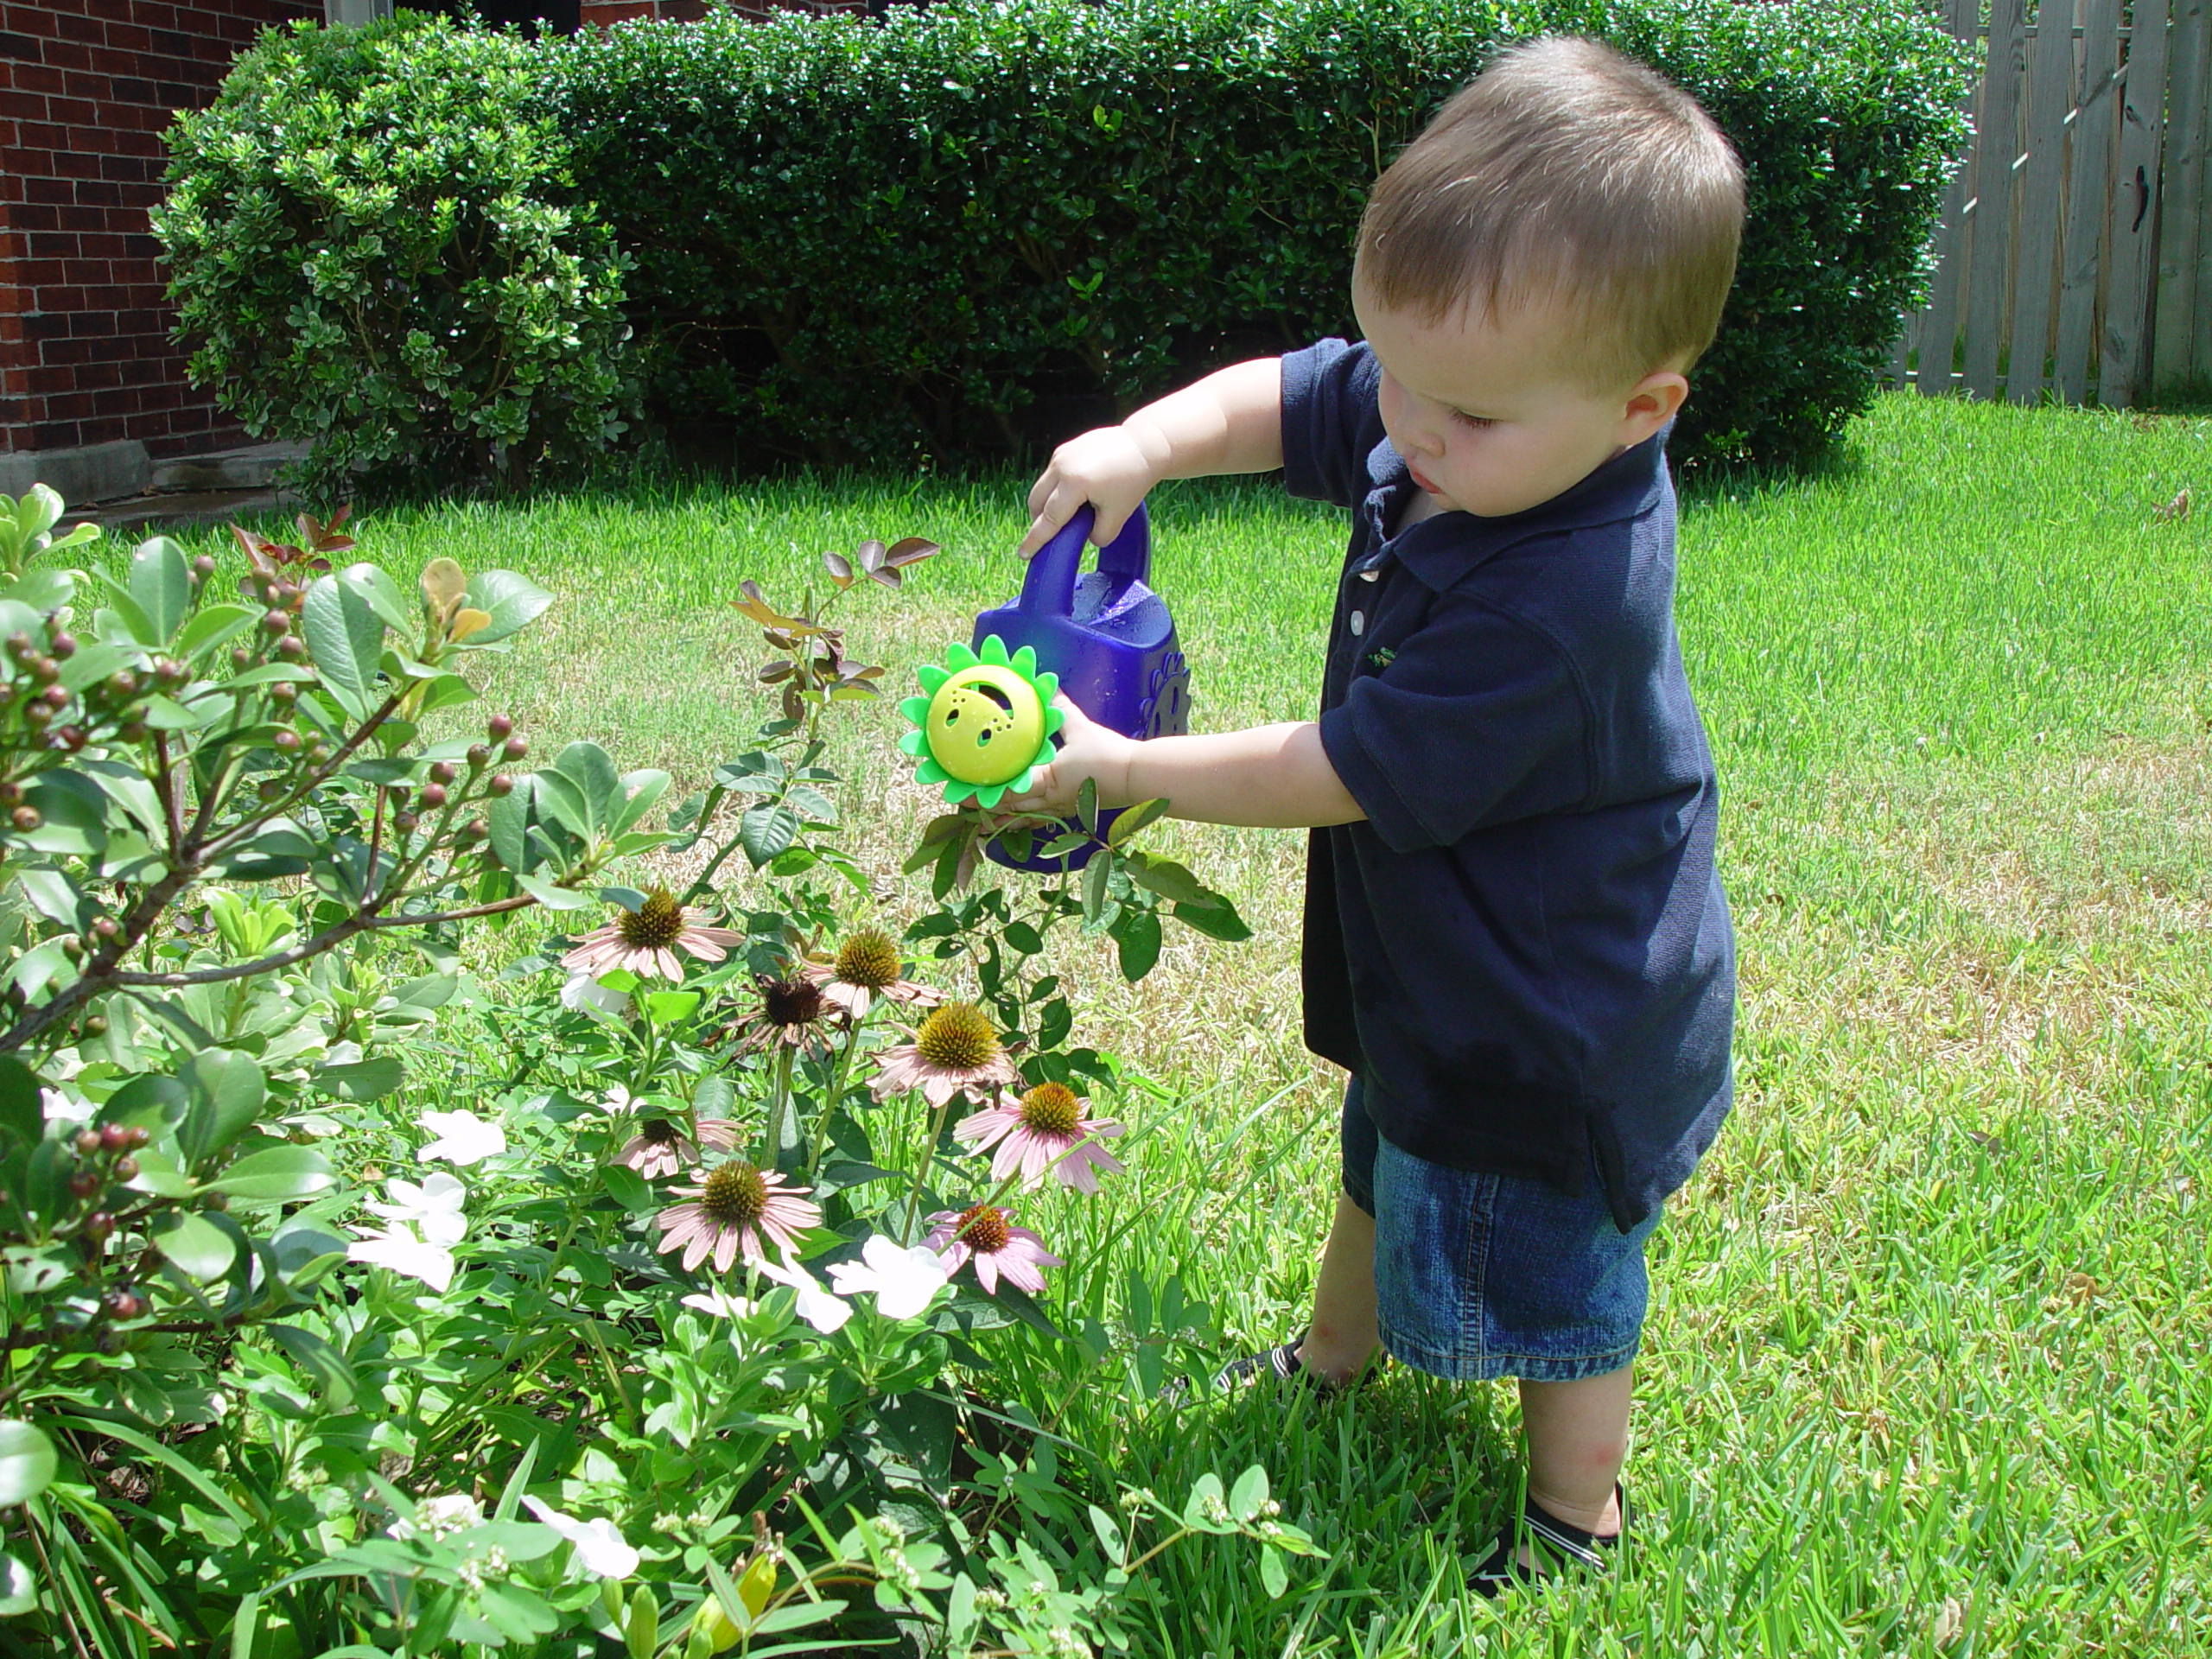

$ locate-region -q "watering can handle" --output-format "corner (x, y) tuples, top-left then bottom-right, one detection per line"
(1018, 500), (1152, 617)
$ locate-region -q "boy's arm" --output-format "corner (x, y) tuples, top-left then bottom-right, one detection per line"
(1017, 358), (1285, 556)
(1009, 698), (1364, 830)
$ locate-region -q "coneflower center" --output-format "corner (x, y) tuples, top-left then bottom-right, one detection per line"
(760, 976), (825, 1027)
(639, 1118), (681, 1147)
(835, 928), (901, 990)
(700, 1162), (768, 1228)
(617, 887), (687, 950)
(1016, 1082), (1082, 1138)
(954, 1203), (1012, 1254)
(915, 1001), (1000, 1071)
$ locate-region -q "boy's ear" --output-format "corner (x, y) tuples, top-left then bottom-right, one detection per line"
(1618, 370), (1689, 446)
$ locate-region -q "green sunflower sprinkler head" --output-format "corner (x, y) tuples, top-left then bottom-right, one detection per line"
(898, 634), (1063, 808)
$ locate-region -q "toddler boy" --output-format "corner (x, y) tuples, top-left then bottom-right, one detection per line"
(1008, 35), (1741, 1593)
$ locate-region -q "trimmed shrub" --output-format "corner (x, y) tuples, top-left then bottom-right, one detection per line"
(163, 0), (1970, 481)
(155, 14), (636, 497)
(557, 0), (1971, 471)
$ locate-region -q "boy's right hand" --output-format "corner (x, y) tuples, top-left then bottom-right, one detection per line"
(1016, 423), (1166, 558)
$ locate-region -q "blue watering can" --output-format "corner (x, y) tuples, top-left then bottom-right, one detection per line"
(975, 502), (1191, 870)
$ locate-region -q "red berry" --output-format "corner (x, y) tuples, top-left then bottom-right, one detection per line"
(68, 1171), (99, 1199)
(502, 736), (528, 761)
(486, 714), (513, 740)
(74, 1129), (103, 1157)
(466, 744), (491, 768)
(487, 773), (514, 798)
(261, 611), (290, 635)
(111, 1157), (138, 1183)
(48, 633), (76, 659)
(418, 783), (448, 810)
(40, 684), (69, 709)
(83, 1211), (114, 1243)
(273, 730), (301, 753)
(392, 812), (418, 833)
(429, 760), (456, 785)
(123, 1126), (149, 1151)
(99, 1122), (129, 1152)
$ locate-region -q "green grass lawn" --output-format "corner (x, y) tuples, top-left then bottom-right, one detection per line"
(178, 392), (2212, 1655)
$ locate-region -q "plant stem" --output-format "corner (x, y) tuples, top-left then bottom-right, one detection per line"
(899, 1090), (956, 1247)
(803, 1009), (869, 1182)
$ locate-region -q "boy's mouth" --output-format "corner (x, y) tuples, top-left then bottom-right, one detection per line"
(1407, 461), (1442, 496)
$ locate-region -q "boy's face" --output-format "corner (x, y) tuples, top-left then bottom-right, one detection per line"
(1352, 271), (1688, 519)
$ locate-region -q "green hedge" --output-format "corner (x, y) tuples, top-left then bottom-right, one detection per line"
(164, 0), (1972, 484)
(155, 17), (634, 497)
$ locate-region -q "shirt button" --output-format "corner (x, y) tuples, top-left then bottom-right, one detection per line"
(1349, 611), (1365, 636)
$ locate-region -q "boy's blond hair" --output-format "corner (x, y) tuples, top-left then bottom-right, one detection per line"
(1357, 36), (1745, 391)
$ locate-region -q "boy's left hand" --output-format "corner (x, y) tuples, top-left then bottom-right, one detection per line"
(1007, 696), (1135, 817)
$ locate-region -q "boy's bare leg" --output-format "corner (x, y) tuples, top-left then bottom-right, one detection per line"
(1298, 1192), (1381, 1383)
(1518, 1365), (1631, 1537)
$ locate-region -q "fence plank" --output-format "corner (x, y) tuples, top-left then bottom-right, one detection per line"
(2057, 0), (2126, 400)
(1916, 0), (1990, 395)
(1965, 0), (2031, 396)
(2154, 0), (2211, 391)
(2005, 1), (2083, 400)
(2106, 0), (2171, 403)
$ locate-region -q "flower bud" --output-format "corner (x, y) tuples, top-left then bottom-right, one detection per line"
(123, 1126), (149, 1151)
(191, 555), (216, 578)
(155, 658), (186, 685)
(486, 714), (513, 740)
(4, 632), (31, 661)
(487, 773), (514, 798)
(466, 743), (491, 768)
(83, 1211), (115, 1244)
(48, 632), (76, 659)
(99, 1122), (130, 1152)
(429, 760), (456, 785)
(59, 932), (81, 959)
(22, 703), (50, 728)
(111, 1157), (138, 1183)
(418, 783), (448, 810)
(232, 646), (253, 671)
(52, 725), (86, 753)
(29, 657), (59, 685)
(0, 780), (17, 805)
(10, 805), (41, 831)
(392, 811), (419, 833)
(463, 818), (488, 841)
(105, 671), (137, 698)
(269, 681), (296, 703)
(40, 684), (70, 709)
(502, 735), (528, 761)
(74, 1129), (103, 1157)
(118, 721), (148, 743)
(81, 1014), (106, 1038)
(258, 779), (285, 802)
(68, 1171), (100, 1200)
(273, 730), (301, 753)
(261, 610), (290, 636)
(200, 1190), (226, 1211)
(276, 635), (307, 659)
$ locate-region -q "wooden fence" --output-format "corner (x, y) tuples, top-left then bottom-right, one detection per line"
(1891, 0), (2212, 406)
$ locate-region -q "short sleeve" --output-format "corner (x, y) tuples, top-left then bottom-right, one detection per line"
(1318, 596), (1591, 852)
(1281, 339), (1386, 510)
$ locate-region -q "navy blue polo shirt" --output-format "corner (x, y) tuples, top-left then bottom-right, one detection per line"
(1284, 338), (1733, 1231)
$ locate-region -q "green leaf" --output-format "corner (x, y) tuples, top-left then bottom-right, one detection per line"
(1105, 798), (1170, 846)
(0, 1057), (42, 1149)
(175, 601), (261, 662)
(314, 1057), (406, 1101)
(302, 571), (388, 719)
(642, 990), (699, 1025)
(0, 1421), (56, 1507)
(1119, 849), (1215, 907)
(179, 1049), (266, 1165)
(462, 569), (554, 644)
(601, 1163), (654, 1211)
(1077, 775), (1099, 836)
(128, 537), (194, 643)
(607, 768), (671, 837)
(487, 779), (534, 872)
(1261, 1543), (1288, 1599)
(1080, 849), (1113, 924)
(207, 1144), (334, 1202)
(0, 1551), (33, 1617)
(1229, 1463), (1268, 1522)
(553, 741), (620, 836)
(1112, 906), (1161, 982)
(516, 870), (596, 911)
(1172, 896), (1252, 943)
(265, 1323), (359, 1409)
(782, 783), (837, 824)
(154, 1211), (238, 1281)
(338, 563), (416, 637)
(739, 803), (801, 868)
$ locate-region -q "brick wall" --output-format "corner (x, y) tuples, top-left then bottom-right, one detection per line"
(0, 0), (320, 460)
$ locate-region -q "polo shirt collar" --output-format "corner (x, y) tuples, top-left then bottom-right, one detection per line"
(1358, 423), (1670, 591)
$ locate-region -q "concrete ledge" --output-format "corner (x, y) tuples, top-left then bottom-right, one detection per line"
(0, 441), (152, 510)
(150, 442), (313, 494)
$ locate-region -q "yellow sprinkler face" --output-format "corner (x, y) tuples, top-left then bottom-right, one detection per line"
(925, 664), (1046, 786)
(899, 635), (1064, 809)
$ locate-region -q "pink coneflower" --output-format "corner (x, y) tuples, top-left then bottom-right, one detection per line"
(954, 1081), (1125, 1194)
(562, 887), (743, 982)
(614, 1116), (739, 1181)
(925, 1204), (1060, 1295)
(654, 1163), (820, 1272)
(729, 975), (832, 1056)
(869, 1001), (1020, 1109)
(801, 927), (941, 1019)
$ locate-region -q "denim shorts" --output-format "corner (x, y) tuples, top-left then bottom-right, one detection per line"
(1341, 1077), (1660, 1382)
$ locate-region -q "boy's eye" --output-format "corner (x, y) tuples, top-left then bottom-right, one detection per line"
(1451, 410), (1495, 430)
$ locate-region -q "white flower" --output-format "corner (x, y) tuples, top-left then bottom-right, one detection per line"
(523, 1497), (639, 1580)
(825, 1235), (949, 1322)
(40, 1086), (90, 1125)
(348, 1222), (456, 1293)
(365, 1171), (468, 1246)
(389, 1491), (482, 1541)
(418, 1109), (506, 1166)
(680, 1287), (757, 1321)
(756, 1251), (853, 1334)
(561, 972), (631, 1025)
